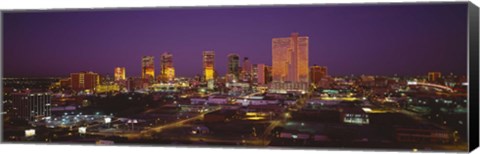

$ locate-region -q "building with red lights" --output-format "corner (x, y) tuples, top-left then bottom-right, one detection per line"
(70, 71), (100, 91)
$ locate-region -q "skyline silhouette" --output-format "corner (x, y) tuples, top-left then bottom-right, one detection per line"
(3, 3), (468, 77)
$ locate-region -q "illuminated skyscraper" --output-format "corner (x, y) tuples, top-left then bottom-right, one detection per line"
(241, 57), (252, 81)
(253, 64), (274, 85)
(256, 64), (266, 85)
(272, 32), (309, 82)
(71, 71), (100, 91)
(265, 65), (272, 84)
(114, 67), (126, 81)
(142, 56), (155, 80)
(252, 64), (258, 84)
(160, 52), (175, 82)
(12, 92), (51, 121)
(271, 32), (309, 93)
(227, 54), (240, 81)
(203, 51), (215, 81)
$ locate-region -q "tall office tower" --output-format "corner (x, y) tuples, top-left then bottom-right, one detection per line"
(265, 65), (273, 84)
(428, 72), (442, 82)
(70, 71), (100, 91)
(160, 52), (175, 82)
(227, 54), (240, 81)
(271, 32), (309, 93)
(256, 64), (267, 85)
(241, 57), (252, 81)
(12, 92), (51, 121)
(203, 51), (215, 81)
(252, 64), (258, 84)
(142, 56), (155, 80)
(310, 65), (322, 84)
(114, 67), (126, 81)
(272, 32), (309, 82)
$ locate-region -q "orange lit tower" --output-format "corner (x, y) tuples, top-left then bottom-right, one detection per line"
(271, 32), (309, 93)
(141, 56), (155, 80)
(272, 32), (309, 83)
(203, 51), (215, 81)
(114, 67), (126, 81)
(160, 52), (175, 82)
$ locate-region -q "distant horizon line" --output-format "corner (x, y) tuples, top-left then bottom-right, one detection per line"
(2, 72), (467, 79)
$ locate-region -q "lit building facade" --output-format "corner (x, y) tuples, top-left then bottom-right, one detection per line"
(252, 64), (258, 84)
(126, 77), (150, 92)
(96, 84), (120, 93)
(256, 64), (266, 85)
(241, 57), (253, 81)
(114, 67), (126, 81)
(203, 51), (215, 81)
(271, 32), (309, 93)
(319, 66), (328, 78)
(160, 52), (175, 82)
(227, 53), (240, 81)
(12, 92), (51, 121)
(70, 71), (100, 91)
(310, 65), (328, 85)
(428, 72), (442, 82)
(265, 65), (272, 84)
(272, 32), (309, 83)
(142, 56), (155, 80)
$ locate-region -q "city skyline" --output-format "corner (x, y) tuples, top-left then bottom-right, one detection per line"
(4, 3), (468, 78)
(2, 3), (473, 151)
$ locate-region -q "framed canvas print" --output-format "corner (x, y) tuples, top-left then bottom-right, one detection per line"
(1, 1), (479, 153)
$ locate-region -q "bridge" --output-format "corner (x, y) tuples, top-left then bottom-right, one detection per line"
(407, 81), (454, 93)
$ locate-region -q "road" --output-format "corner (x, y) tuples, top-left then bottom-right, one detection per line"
(258, 120), (282, 146)
(119, 106), (221, 139)
(85, 92), (302, 143)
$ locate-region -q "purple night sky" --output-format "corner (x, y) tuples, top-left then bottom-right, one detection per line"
(3, 3), (468, 78)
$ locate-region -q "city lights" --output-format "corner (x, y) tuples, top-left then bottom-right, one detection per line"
(25, 129), (35, 137)
(2, 4), (471, 152)
(79, 127), (87, 134)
